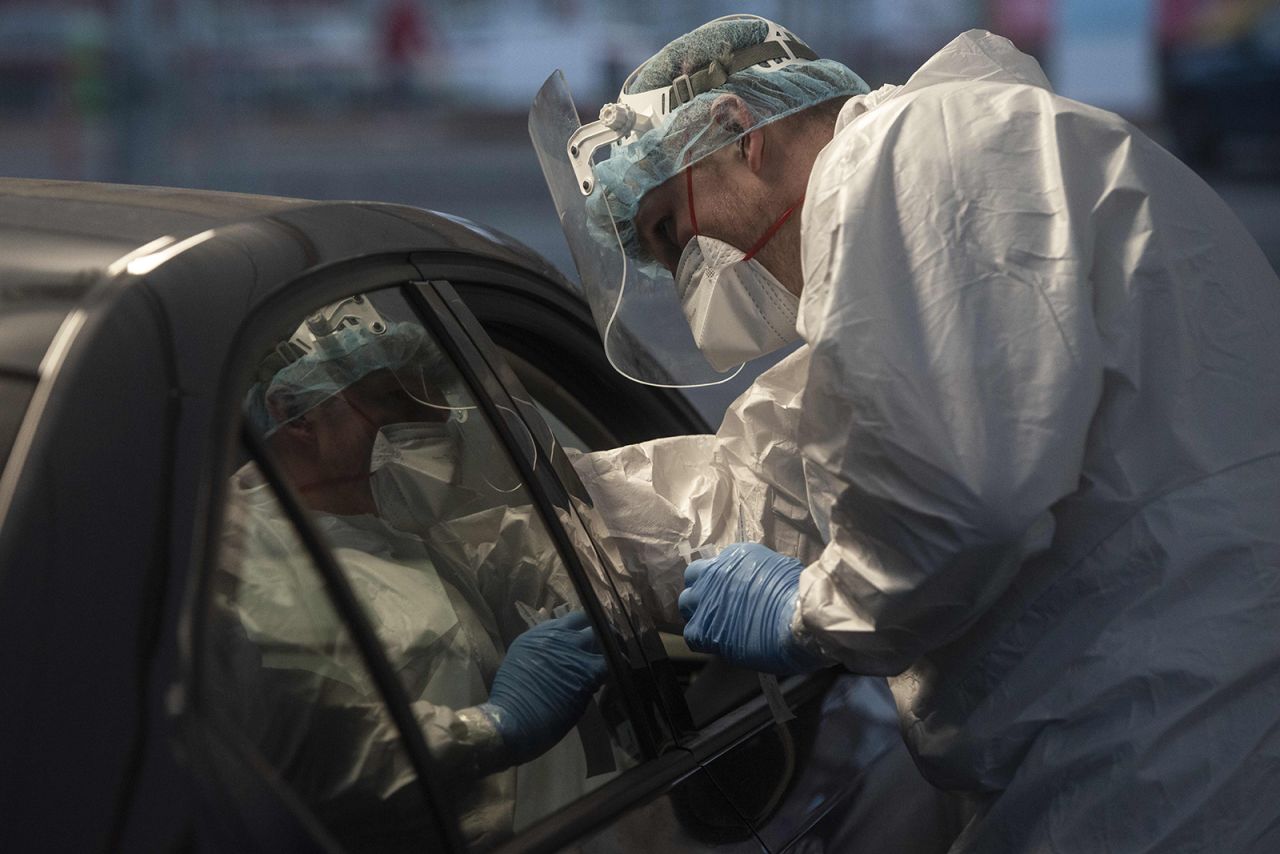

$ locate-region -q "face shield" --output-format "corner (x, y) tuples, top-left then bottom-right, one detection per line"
(530, 71), (736, 388)
(529, 14), (867, 387)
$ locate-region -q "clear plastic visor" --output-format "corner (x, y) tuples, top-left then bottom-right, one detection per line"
(529, 71), (744, 388)
(260, 333), (478, 436)
(336, 363), (475, 428)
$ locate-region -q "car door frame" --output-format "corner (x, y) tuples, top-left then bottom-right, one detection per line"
(414, 273), (866, 851)
(179, 254), (752, 852)
(408, 274), (768, 852)
(178, 256), (469, 852)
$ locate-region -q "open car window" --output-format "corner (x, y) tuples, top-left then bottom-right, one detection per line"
(203, 284), (642, 852)
(437, 271), (799, 734)
(490, 346), (774, 732)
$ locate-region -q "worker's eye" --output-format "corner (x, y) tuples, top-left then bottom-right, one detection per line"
(659, 217), (676, 248)
(635, 210), (679, 270)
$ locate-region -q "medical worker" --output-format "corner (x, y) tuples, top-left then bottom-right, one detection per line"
(218, 296), (608, 845)
(535, 15), (1280, 853)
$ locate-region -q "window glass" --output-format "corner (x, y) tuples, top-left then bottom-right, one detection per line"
(208, 286), (639, 852)
(498, 343), (767, 728)
(206, 477), (436, 852)
(497, 348), (613, 453)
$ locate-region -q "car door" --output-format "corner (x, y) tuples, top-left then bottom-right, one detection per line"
(443, 269), (967, 853)
(421, 273), (852, 848)
(180, 268), (763, 853)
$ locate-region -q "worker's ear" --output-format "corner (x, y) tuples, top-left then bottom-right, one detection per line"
(708, 93), (764, 175)
(738, 126), (766, 174)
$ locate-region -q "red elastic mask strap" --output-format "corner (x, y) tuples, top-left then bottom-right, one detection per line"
(743, 198), (803, 262)
(686, 166), (700, 237)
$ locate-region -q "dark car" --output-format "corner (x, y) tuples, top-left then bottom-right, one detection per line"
(1164, 3), (1280, 169)
(0, 178), (960, 853)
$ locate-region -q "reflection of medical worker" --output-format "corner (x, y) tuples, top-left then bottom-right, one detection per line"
(219, 298), (604, 845)
(542, 15), (1280, 852)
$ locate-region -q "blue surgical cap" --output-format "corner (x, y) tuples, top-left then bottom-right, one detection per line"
(586, 17), (868, 258)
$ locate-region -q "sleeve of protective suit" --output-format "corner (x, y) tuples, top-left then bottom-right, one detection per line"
(571, 347), (820, 628)
(219, 634), (507, 783)
(794, 67), (1104, 675)
(569, 434), (732, 627)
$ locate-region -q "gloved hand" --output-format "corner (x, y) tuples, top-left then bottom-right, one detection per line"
(679, 543), (828, 676)
(479, 611), (607, 766)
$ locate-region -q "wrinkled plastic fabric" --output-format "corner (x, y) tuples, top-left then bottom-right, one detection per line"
(570, 347), (966, 850)
(586, 17), (868, 260)
(569, 345), (823, 629)
(211, 460), (588, 845)
(793, 30), (1280, 852)
(580, 29), (1280, 852)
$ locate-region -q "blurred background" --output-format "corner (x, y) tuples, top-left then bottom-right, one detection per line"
(2, 0), (1277, 290)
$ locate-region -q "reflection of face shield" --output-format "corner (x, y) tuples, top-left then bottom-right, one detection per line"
(367, 414), (528, 537)
(247, 294), (475, 436)
(529, 14), (867, 387)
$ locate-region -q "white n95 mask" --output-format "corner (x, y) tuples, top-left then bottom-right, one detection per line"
(675, 234), (801, 372)
(369, 421), (461, 532)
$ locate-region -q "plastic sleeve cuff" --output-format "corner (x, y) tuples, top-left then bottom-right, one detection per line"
(451, 705), (508, 776)
(789, 596), (832, 666)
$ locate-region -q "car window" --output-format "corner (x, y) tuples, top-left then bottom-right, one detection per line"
(496, 342), (771, 730)
(206, 285), (640, 852)
(497, 348), (612, 453)
(206, 474), (438, 852)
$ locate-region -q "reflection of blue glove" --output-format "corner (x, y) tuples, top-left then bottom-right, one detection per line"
(479, 611), (607, 765)
(679, 543), (827, 676)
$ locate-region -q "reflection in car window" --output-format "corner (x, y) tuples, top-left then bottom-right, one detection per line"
(499, 348), (618, 453)
(208, 477), (436, 852)
(208, 287), (638, 851)
(502, 351), (770, 729)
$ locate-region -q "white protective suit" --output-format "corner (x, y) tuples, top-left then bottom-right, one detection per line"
(577, 30), (1280, 853)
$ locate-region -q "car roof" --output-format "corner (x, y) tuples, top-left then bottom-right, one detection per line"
(0, 177), (570, 290)
(0, 178), (312, 291)
(0, 177), (575, 373)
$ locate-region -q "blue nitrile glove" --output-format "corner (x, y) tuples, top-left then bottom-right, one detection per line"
(479, 611), (607, 766)
(679, 543), (827, 676)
